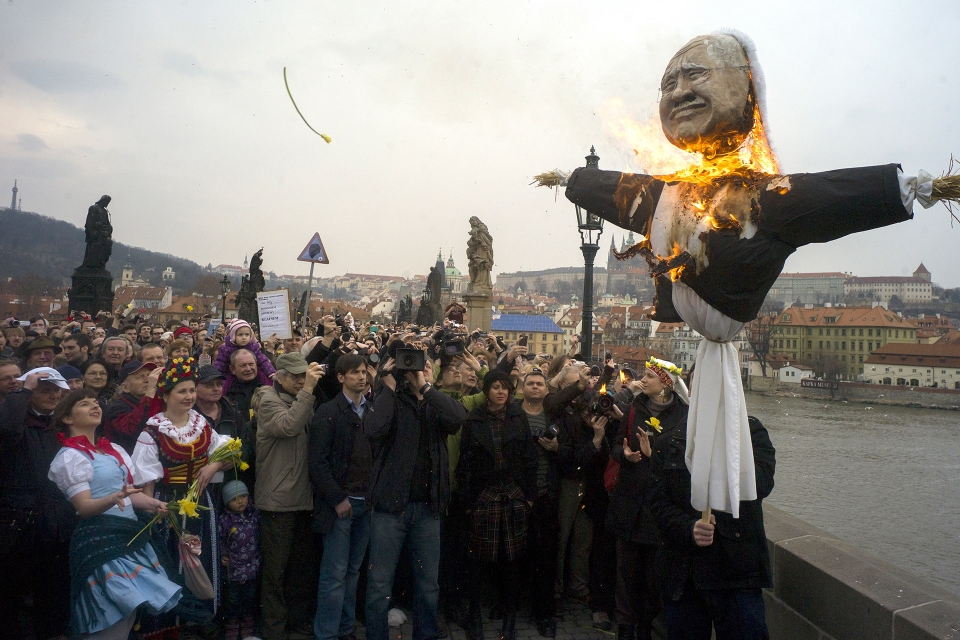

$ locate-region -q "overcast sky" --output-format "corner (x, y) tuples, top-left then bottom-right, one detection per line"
(2, 1), (959, 286)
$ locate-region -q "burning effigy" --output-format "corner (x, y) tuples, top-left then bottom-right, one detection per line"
(535, 31), (959, 519)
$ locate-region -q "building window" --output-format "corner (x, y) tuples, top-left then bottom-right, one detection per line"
(819, 341), (823, 348)
(808, 341), (812, 348)
(859, 329), (864, 336)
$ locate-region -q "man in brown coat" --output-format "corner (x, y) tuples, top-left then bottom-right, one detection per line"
(256, 352), (324, 640)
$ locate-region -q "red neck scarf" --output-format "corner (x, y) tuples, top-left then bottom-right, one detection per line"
(57, 433), (134, 485)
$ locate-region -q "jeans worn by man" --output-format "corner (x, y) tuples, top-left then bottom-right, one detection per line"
(362, 361), (466, 640)
(308, 355), (374, 640)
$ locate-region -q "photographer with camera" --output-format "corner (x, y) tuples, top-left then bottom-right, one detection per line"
(544, 362), (621, 631)
(543, 362), (594, 602)
(519, 366), (567, 637)
(363, 345), (467, 640)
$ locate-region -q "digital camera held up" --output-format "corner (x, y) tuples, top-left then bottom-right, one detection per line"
(531, 422), (560, 441)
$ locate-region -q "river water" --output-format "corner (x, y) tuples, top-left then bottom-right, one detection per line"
(744, 392), (960, 596)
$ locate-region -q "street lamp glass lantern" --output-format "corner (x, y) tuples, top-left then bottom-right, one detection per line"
(575, 145), (603, 247)
(220, 275), (230, 296)
(576, 205), (604, 247)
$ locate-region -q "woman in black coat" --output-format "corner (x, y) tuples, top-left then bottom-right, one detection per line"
(607, 357), (690, 640)
(457, 370), (538, 640)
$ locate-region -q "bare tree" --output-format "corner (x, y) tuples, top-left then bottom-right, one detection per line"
(747, 313), (776, 378)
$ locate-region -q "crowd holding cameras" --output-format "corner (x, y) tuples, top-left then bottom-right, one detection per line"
(0, 308), (776, 640)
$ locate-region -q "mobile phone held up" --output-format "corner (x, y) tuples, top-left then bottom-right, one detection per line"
(518, 335), (528, 347)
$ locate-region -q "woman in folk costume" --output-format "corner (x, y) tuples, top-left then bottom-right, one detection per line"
(131, 356), (233, 625)
(537, 30), (958, 519)
(48, 388), (181, 639)
(607, 357), (688, 640)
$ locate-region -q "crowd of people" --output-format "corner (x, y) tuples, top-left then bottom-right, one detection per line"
(0, 307), (776, 640)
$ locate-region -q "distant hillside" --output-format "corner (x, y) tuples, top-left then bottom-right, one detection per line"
(0, 207), (210, 291)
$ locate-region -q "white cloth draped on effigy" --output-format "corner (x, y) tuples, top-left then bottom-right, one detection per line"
(536, 30), (957, 518)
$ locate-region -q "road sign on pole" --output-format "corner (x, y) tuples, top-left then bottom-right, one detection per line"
(297, 232), (328, 328)
(297, 233), (329, 264)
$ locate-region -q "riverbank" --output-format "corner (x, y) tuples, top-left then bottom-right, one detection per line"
(745, 393), (960, 598)
(747, 378), (960, 410)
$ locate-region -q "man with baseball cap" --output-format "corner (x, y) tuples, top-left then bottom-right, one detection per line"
(194, 364), (249, 502)
(0, 368), (76, 637)
(104, 359), (163, 454)
(257, 352), (324, 639)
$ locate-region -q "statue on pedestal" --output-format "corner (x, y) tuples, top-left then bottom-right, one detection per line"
(69, 195), (115, 315)
(81, 196), (113, 270)
(467, 216), (493, 290)
(234, 248), (266, 323)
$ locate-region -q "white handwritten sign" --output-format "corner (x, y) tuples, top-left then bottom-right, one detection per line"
(257, 289), (292, 340)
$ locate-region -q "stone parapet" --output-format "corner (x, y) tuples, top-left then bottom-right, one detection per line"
(761, 504), (960, 639)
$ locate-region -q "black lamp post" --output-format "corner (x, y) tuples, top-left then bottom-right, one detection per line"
(219, 274), (230, 324)
(575, 146), (603, 363)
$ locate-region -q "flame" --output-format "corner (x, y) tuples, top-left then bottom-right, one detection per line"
(600, 100), (780, 187)
(619, 369), (627, 383)
(598, 383), (608, 395)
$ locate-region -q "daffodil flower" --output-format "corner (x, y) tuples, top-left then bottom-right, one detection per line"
(645, 417), (662, 433)
(178, 498), (199, 518)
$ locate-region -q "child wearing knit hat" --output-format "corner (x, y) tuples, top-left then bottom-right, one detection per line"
(213, 319), (277, 394)
(219, 480), (261, 640)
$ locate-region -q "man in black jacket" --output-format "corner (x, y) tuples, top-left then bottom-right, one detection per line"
(649, 416), (776, 640)
(363, 354), (467, 640)
(0, 368), (76, 638)
(309, 354), (373, 640)
(519, 368), (564, 637)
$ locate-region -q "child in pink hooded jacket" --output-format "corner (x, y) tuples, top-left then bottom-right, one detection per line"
(214, 319), (276, 393)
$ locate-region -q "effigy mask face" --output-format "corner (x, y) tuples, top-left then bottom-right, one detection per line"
(658, 35), (754, 157)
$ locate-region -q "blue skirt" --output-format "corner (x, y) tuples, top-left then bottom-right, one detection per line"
(74, 543), (182, 634)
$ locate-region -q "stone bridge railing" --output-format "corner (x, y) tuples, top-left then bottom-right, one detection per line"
(761, 504), (960, 639)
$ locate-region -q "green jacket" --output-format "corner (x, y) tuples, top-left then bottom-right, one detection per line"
(438, 367), (487, 493)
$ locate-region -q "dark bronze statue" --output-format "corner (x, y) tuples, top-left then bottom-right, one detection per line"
(234, 249), (266, 323)
(81, 195), (113, 271)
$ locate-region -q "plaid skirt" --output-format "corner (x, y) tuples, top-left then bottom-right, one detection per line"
(468, 484), (529, 562)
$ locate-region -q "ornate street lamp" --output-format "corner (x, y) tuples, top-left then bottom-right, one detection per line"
(220, 274), (230, 323)
(574, 146), (603, 362)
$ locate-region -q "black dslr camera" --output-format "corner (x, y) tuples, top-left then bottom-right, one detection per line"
(531, 422), (560, 440)
(588, 392), (615, 415)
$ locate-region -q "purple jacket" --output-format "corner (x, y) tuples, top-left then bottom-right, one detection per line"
(215, 343), (276, 394)
(218, 502), (261, 582)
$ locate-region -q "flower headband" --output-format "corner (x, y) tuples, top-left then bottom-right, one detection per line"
(157, 356), (198, 395)
(646, 356), (682, 389)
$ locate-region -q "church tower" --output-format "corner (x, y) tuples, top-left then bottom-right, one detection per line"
(435, 249), (447, 291)
(10, 180), (17, 209)
(121, 250), (134, 286)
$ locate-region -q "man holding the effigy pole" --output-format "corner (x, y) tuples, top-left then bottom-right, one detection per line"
(536, 29), (959, 638)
